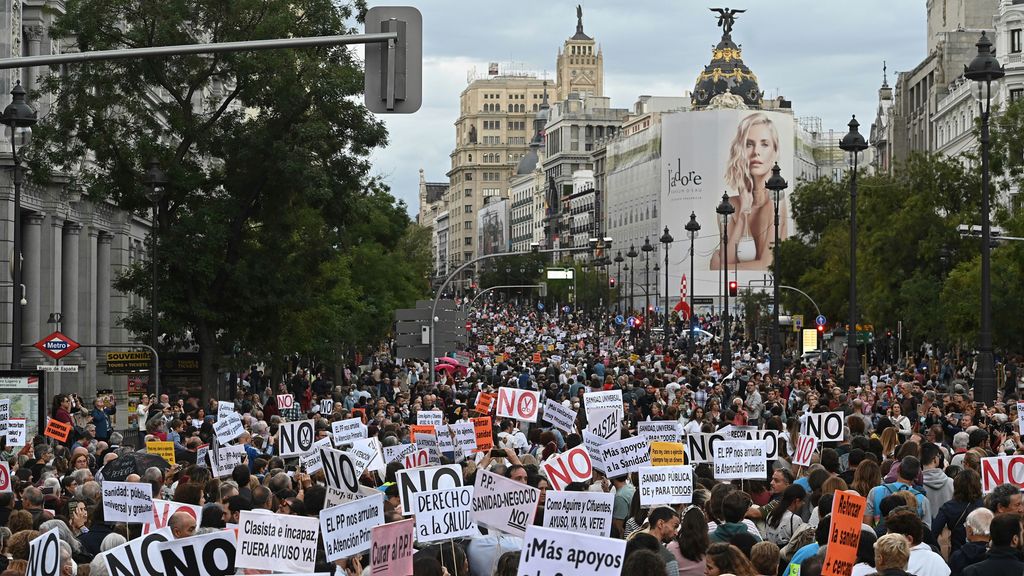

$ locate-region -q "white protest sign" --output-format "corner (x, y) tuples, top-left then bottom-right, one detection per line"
(396, 464), (465, 515)
(343, 437), (386, 474)
(639, 465), (693, 506)
(792, 435), (819, 467)
(102, 481), (154, 523)
(236, 511), (320, 573)
(191, 419), (203, 429)
(435, 425), (456, 455)
(27, 528), (61, 576)
(719, 425), (758, 440)
(277, 394), (294, 409)
(495, 387), (539, 422)
(325, 485), (381, 508)
(520, 525), (626, 576)
(319, 492), (385, 562)
(0, 461), (10, 493)
(637, 421), (682, 444)
(472, 469), (540, 537)
(543, 399), (577, 434)
(331, 417), (367, 447)
(214, 413), (244, 444)
(320, 399), (334, 415)
(320, 446), (366, 493)
(300, 437), (333, 474)
(210, 444), (247, 478)
(585, 408), (620, 442)
(370, 518), (415, 576)
(103, 527), (172, 576)
(415, 433), (441, 465)
(404, 448), (430, 469)
(543, 490), (614, 538)
(409, 485), (475, 543)
(543, 445), (595, 490)
(383, 443), (417, 464)
(0, 399), (7, 439)
(144, 500), (202, 535)
(156, 529), (236, 576)
(6, 418), (25, 447)
(713, 440), (768, 480)
(217, 401), (235, 421)
(583, 430), (608, 473)
(278, 419), (316, 458)
(599, 435), (651, 478)
(801, 411), (845, 442)
(1018, 402), (1024, 436)
(417, 410), (444, 426)
(449, 421), (477, 453)
(583, 390), (623, 419)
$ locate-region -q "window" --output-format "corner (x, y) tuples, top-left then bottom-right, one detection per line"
(464, 221), (472, 230)
(464, 237), (473, 246)
(483, 136), (501, 145)
(464, 189), (472, 197)
(464, 205), (473, 214)
(465, 172), (473, 181)
(1012, 29), (1022, 54)
(1011, 88), (1024, 104)
(508, 136), (526, 145)
(483, 120), (500, 130)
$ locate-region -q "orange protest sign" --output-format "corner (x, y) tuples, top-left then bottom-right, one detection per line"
(44, 419), (72, 442)
(822, 490), (867, 576)
(531, 352), (542, 363)
(472, 416), (493, 452)
(409, 425), (434, 442)
(351, 407), (367, 424)
(475, 392), (496, 414)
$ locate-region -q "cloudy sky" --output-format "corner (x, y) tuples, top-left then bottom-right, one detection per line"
(365, 1), (927, 217)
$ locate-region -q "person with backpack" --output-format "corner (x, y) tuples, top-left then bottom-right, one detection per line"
(864, 456), (931, 525)
(765, 484), (806, 547)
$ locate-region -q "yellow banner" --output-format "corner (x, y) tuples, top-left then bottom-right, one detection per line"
(650, 441), (685, 466)
(147, 441), (176, 465)
(802, 329), (819, 352)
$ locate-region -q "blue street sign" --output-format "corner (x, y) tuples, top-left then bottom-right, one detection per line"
(815, 315), (827, 327)
(615, 315), (624, 325)
(537, 302), (544, 310)
(627, 316), (637, 327)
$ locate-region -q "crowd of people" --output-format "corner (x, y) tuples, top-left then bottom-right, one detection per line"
(1, 302), (1023, 576)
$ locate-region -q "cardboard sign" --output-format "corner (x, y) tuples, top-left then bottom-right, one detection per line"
(713, 440), (768, 480)
(103, 527), (172, 576)
(417, 410), (444, 427)
(210, 444), (247, 478)
(278, 419), (316, 458)
(792, 435), (819, 467)
(520, 525), (625, 576)
(27, 528), (61, 576)
(801, 411), (845, 442)
(496, 387), (539, 422)
(147, 441), (176, 465)
(980, 455), (1024, 492)
(686, 429), (783, 463)
(649, 442), (685, 466)
(583, 390), (623, 419)
(214, 413), (244, 444)
(637, 421), (682, 444)
(0, 399), (7, 439)
(236, 511), (320, 573)
(370, 518), (414, 576)
(396, 464), (465, 515)
(474, 392), (496, 414)
(415, 433), (440, 464)
(473, 469), (540, 537)
(404, 449), (430, 469)
(1018, 402), (1024, 436)
(320, 399), (334, 415)
(543, 490), (614, 538)
(0, 461), (10, 493)
(157, 529), (236, 576)
(409, 424), (435, 442)
(44, 418), (72, 443)
(543, 399), (577, 434)
(351, 407), (368, 424)
(300, 437), (333, 474)
(543, 446), (595, 490)
(383, 443), (417, 464)
(410, 485), (475, 543)
(144, 500), (202, 535)
(532, 352), (542, 363)
(277, 394), (294, 410)
(319, 492), (385, 562)
(6, 418), (26, 447)
(217, 401), (235, 421)
(472, 417), (493, 452)
(822, 491), (867, 576)
(320, 447), (366, 493)
(332, 417), (367, 446)
(449, 421), (477, 453)
(639, 465), (693, 505)
(102, 481), (155, 523)
(585, 408), (620, 442)
(599, 435), (651, 478)
(582, 431), (608, 473)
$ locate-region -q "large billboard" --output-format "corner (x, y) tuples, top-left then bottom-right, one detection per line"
(661, 109), (795, 305)
(477, 199), (509, 256)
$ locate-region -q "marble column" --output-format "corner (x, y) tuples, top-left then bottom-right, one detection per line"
(96, 232), (111, 347)
(22, 212), (42, 344)
(61, 222), (80, 340)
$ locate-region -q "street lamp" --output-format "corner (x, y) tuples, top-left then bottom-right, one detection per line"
(965, 31), (1004, 406)
(765, 162), (788, 376)
(659, 226), (673, 349)
(716, 193), (735, 373)
(143, 158), (168, 393)
(46, 312), (62, 333)
(685, 213), (701, 359)
(626, 243), (638, 320)
(839, 115), (868, 388)
(613, 251), (624, 314)
(1, 81), (37, 370)
(641, 237), (654, 345)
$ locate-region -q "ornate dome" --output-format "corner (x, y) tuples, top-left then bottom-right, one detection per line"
(691, 9), (762, 109)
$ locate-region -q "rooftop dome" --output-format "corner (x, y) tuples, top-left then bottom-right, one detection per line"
(691, 8), (762, 109)
(515, 82), (550, 175)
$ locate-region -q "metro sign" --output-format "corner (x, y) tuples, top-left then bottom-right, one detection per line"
(34, 331), (80, 360)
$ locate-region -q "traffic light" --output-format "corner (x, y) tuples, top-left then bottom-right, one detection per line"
(728, 281), (738, 297)
(609, 277), (616, 288)
(886, 330), (893, 338)
(817, 324), (825, 334)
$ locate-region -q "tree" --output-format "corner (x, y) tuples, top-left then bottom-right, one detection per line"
(34, 0), (428, 398)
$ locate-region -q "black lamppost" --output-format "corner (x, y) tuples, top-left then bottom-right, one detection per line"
(581, 260), (591, 314)
(614, 251), (624, 314)
(839, 116), (868, 388)
(143, 159), (168, 388)
(716, 193), (735, 373)
(1, 82), (37, 370)
(965, 31), (1004, 406)
(641, 237), (654, 345)
(659, 226), (673, 349)
(626, 243), (638, 317)
(765, 163), (788, 376)
(685, 212), (701, 359)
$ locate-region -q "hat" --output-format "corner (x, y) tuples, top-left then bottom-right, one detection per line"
(954, 384), (965, 393)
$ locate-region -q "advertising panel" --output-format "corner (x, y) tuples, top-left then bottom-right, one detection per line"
(477, 199), (509, 256)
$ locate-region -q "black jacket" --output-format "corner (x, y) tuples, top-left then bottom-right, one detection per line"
(950, 541), (988, 576)
(962, 546), (1024, 576)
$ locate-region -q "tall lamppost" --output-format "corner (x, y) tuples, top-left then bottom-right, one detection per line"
(965, 31), (1004, 406)
(2, 82), (37, 370)
(765, 163), (788, 376)
(839, 115), (868, 388)
(143, 160), (168, 392)
(641, 237), (654, 344)
(716, 193), (735, 373)
(613, 251), (624, 314)
(626, 244), (638, 318)
(685, 213), (701, 359)
(659, 226), (673, 349)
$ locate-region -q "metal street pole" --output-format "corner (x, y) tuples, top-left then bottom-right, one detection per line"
(766, 163), (788, 377)
(717, 194), (735, 374)
(627, 244), (637, 320)
(840, 116), (868, 388)
(614, 251), (623, 314)
(686, 213), (701, 361)
(642, 238), (653, 347)
(143, 160), (168, 395)
(660, 227), (673, 349)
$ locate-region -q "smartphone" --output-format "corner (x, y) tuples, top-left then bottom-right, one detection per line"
(490, 449), (506, 457)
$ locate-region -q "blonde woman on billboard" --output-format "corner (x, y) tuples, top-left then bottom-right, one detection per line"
(710, 112), (788, 270)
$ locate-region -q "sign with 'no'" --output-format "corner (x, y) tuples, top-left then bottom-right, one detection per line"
(495, 388), (539, 422)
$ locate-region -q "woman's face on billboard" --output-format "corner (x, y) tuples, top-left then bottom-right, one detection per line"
(745, 122), (776, 178)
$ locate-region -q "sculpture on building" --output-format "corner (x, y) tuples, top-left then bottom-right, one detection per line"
(711, 8), (746, 36)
